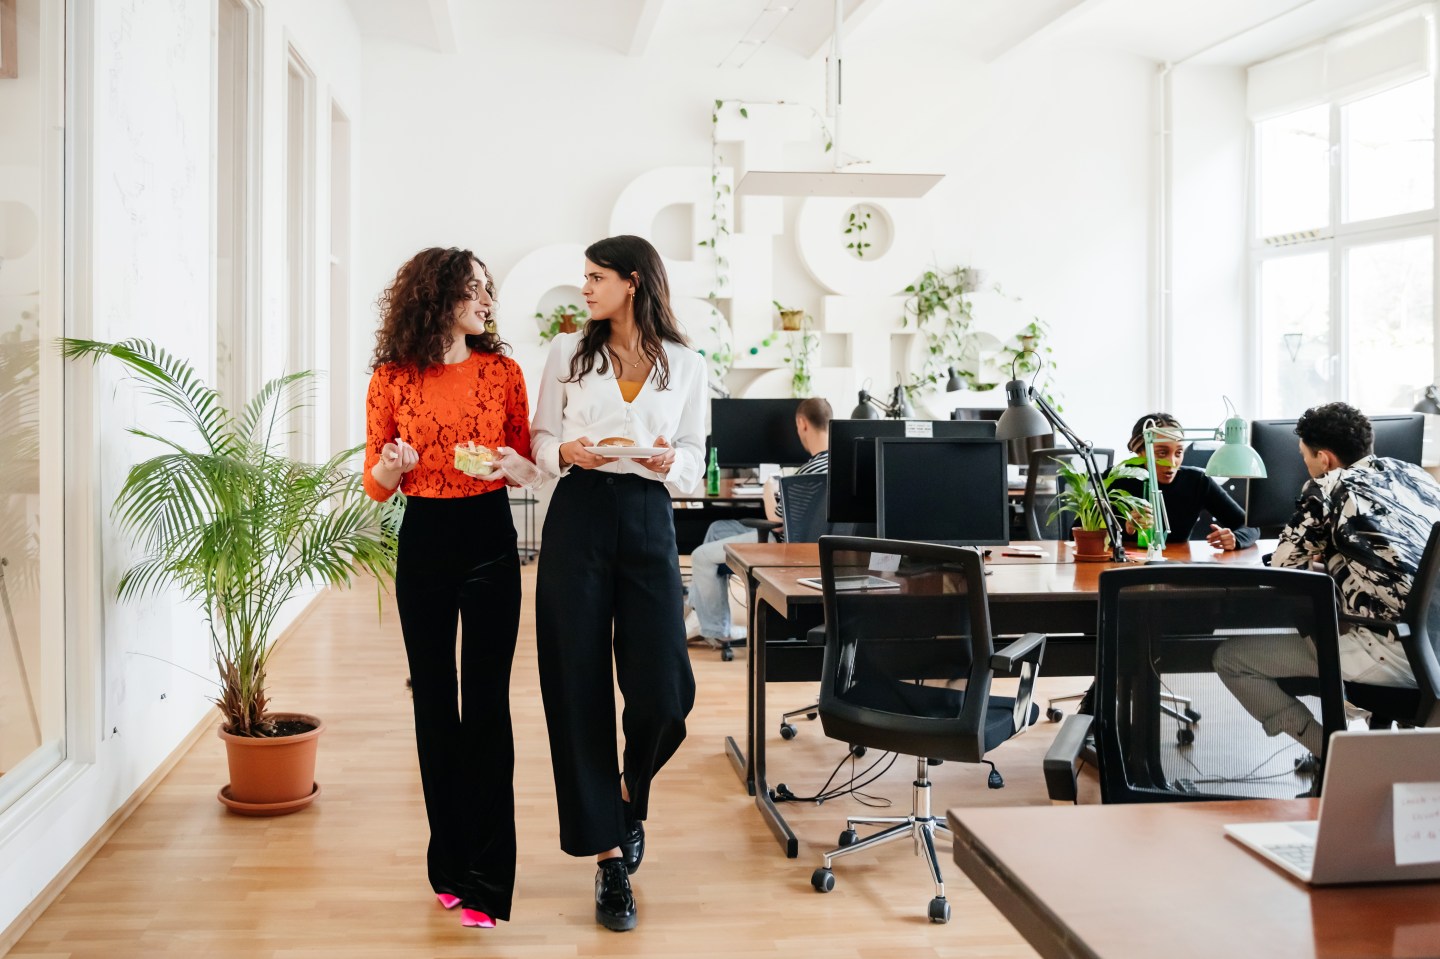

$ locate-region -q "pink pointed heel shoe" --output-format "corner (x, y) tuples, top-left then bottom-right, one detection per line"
(435, 893), (462, 910)
(461, 908), (496, 928)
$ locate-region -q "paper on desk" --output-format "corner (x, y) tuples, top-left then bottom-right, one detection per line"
(869, 552), (901, 572)
(1393, 782), (1440, 865)
(758, 463), (782, 485)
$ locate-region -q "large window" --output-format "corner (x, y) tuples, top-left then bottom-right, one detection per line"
(1254, 14), (1438, 418)
(0, 0), (66, 811)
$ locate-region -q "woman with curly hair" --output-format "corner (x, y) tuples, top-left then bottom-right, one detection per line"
(530, 235), (705, 932)
(364, 246), (530, 930)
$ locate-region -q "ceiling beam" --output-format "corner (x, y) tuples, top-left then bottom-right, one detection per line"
(425, 0), (460, 54)
(800, 0), (890, 59)
(983, 0), (1107, 64)
(627, 0), (667, 57)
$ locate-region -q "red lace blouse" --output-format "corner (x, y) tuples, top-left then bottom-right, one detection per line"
(364, 351), (531, 501)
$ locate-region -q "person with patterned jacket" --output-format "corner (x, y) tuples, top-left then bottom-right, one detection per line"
(364, 247), (530, 931)
(1213, 401), (1440, 756)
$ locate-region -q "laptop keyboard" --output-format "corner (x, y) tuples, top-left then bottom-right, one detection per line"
(1265, 842), (1315, 871)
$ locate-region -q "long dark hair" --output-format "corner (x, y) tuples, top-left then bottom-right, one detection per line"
(371, 247), (508, 373)
(565, 235), (688, 391)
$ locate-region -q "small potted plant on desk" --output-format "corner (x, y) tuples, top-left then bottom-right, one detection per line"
(61, 338), (399, 815)
(1049, 459), (1149, 562)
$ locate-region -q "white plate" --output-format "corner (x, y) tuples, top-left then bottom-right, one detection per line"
(581, 446), (667, 458)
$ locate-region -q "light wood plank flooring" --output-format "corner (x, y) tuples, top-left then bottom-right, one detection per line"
(9, 566), (1092, 958)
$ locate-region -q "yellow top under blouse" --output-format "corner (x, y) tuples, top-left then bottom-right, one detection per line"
(617, 380), (643, 403)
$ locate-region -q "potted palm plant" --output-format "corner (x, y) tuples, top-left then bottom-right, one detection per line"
(61, 338), (398, 815)
(1049, 458), (1149, 561)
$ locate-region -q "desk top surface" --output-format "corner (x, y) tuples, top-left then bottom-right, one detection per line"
(947, 799), (1440, 959)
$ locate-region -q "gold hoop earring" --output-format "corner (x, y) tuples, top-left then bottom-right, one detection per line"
(484, 319), (497, 334)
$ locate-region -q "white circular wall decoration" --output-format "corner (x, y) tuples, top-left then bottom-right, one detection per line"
(795, 196), (931, 296)
(672, 296), (729, 360)
(495, 243), (588, 353)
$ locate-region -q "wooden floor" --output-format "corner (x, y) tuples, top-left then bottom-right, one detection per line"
(8, 565), (1093, 958)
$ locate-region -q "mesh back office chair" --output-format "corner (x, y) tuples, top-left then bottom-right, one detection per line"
(807, 536), (1045, 923)
(1023, 447), (1115, 540)
(1044, 564), (1347, 804)
(1278, 520), (1440, 732)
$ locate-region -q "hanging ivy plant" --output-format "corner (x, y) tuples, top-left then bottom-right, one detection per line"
(900, 266), (993, 394)
(774, 301), (819, 398)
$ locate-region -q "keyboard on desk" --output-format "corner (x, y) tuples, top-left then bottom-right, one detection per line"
(1263, 841), (1315, 872)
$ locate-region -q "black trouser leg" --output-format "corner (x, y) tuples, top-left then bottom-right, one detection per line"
(395, 491), (520, 920)
(536, 472), (696, 857)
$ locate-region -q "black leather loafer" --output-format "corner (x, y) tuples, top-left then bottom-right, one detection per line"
(620, 819), (645, 875)
(595, 858), (637, 932)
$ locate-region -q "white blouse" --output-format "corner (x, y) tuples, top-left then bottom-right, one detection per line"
(530, 332), (707, 494)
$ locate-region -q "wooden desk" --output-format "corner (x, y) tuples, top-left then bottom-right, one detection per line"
(672, 478), (766, 554)
(726, 539), (1271, 856)
(947, 799), (1440, 959)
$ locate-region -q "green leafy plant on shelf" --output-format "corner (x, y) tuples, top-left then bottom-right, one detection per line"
(996, 316), (1062, 411)
(774, 301), (819, 398)
(59, 337), (399, 737)
(900, 265), (991, 395)
(844, 209), (872, 258)
(535, 304), (588, 342)
(1049, 458), (1149, 533)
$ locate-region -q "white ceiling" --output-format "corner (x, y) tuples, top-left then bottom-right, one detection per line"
(343, 0), (1422, 67)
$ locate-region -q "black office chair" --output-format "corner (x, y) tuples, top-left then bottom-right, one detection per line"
(1023, 446), (1115, 540)
(1278, 520), (1440, 732)
(807, 535), (1045, 923)
(1043, 564), (1347, 804)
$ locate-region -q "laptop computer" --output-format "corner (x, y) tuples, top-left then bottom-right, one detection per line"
(1224, 729), (1440, 885)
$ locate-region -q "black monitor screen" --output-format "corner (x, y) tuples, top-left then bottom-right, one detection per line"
(1246, 413), (1425, 532)
(708, 398), (810, 468)
(827, 419), (997, 523)
(875, 438), (1010, 547)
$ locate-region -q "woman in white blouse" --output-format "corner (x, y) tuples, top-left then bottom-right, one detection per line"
(529, 234), (705, 932)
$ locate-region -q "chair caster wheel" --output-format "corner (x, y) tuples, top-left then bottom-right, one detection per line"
(811, 868), (835, 892)
(1177, 726), (1195, 745)
(721, 647), (734, 662)
(1046, 707), (1063, 723)
(850, 744), (867, 758)
(928, 897), (950, 923)
(838, 828), (858, 847)
(779, 723), (798, 741)
(1184, 707), (1202, 722)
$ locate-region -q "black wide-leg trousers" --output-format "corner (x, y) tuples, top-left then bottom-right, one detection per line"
(394, 490), (520, 920)
(535, 470), (696, 857)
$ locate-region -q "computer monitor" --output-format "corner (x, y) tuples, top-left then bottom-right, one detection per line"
(707, 398), (810, 468)
(1246, 413), (1426, 533)
(875, 438), (1010, 547)
(827, 419), (997, 523)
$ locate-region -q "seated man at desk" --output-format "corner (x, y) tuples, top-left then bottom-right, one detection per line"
(1214, 402), (1440, 755)
(686, 397), (831, 645)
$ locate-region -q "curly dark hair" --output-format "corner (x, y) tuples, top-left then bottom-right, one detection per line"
(1295, 401), (1372, 466)
(1126, 411), (1182, 454)
(371, 247), (508, 373)
(565, 235), (688, 391)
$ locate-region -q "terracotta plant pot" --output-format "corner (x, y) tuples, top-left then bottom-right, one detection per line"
(217, 711), (323, 816)
(558, 315), (578, 334)
(1070, 527), (1110, 562)
(779, 309), (805, 331)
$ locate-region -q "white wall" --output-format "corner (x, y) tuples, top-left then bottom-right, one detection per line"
(354, 5), (1160, 466)
(1168, 64), (1251, 431)
(0, 0), (364, 937)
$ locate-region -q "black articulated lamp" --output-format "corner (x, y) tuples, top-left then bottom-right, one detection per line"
(1414, 385), (1440, 415)
(852, 379), (914, 420)
(994, 350), (1129, 563)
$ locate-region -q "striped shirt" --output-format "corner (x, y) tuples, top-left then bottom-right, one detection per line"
(772, 449), (829, 541)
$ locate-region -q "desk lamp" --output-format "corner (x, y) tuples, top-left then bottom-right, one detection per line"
(995, 351), (1128, 563)
(1414, 385), (1440, 415)
(852, 379), (915, 419)
(1138, 400), (1267, 562)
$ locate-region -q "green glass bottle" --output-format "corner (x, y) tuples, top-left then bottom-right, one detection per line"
(706, 447), (720, 496)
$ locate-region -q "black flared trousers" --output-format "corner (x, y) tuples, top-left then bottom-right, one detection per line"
(535, 470), (696, 857)
(394, 490), (520, 920)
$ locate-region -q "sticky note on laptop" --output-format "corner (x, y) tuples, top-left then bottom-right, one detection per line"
(1393, 782), (1440, 866)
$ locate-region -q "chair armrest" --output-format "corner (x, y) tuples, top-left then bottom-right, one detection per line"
(740, 518), (782, 542)
(1339, 615), (1410, 642)
(806, 624), (826, 647)
(990, 632), (1046, 674)
(1043, 712), (1094, 804)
